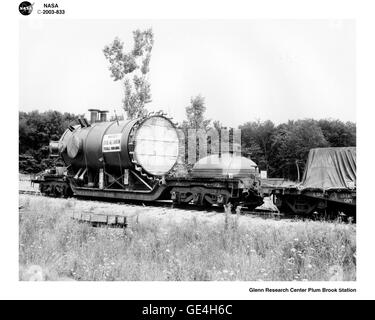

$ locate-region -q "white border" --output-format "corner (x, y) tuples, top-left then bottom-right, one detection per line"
(1, 0), (374, 300)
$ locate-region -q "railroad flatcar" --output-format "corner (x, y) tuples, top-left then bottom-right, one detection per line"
(167, 153), (264, 210)
(270, 147), (356, 217)
(32, 110), (264, 210)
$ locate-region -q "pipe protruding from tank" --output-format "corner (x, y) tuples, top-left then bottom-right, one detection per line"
(88, 109), (109, 123)
(88, 109), (100, 124)
(99, 110), (109, 122)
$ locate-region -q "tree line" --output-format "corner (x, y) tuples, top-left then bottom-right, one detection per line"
(19, 110), (76, 173)
(239, 118), (356, 180)
(18, 107), (356, 180)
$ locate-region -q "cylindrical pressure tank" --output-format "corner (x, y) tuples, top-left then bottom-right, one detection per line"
(59, 115), (180, 177)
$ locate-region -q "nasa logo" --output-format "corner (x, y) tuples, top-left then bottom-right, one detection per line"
(44, 3), (59, 8)
(19, 1), (34, 15)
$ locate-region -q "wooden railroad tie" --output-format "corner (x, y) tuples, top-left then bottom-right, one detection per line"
(69, 211), (128, 228)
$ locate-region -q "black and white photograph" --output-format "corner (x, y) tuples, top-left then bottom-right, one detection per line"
(18, 18), (356, 282)
(2, 0), (375, 302)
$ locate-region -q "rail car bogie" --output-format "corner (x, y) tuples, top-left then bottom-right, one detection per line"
(34, 169), (72, 198)
(167, 177), (263, 210)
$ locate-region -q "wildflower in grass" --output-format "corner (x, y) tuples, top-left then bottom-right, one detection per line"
(21, 265), (45, 281)
(328, 265), (344, 281)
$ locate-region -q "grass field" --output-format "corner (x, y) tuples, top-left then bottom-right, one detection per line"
(19, 196), (356, 281)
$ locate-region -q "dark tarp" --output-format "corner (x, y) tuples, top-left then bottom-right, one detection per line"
(299, 147), (356, 190)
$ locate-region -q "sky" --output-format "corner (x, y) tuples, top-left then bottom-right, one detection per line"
(19, 19), (355, 127)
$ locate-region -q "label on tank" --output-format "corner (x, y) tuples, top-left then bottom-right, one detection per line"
(102, 134), (122, 152)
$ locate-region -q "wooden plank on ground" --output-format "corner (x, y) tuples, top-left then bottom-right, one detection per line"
(69, 210), (128, 227)
(91, 214), (108, 223)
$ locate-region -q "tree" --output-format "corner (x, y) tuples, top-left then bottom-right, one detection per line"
(103, 29), (154, 119)
(177, 95), (211, 172)
(19, 110), (76, 173)
(317, 119), (356, 147)
(239, 120), (275, 170)
(213, 120), (224, 132)
(182, 95), (211, 130)
(269, 119), (328, 180)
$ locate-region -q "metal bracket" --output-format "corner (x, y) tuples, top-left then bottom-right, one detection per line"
(130, 170), (153, 190)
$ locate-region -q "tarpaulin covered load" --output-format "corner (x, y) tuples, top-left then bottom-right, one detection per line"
(299, 147), (356, 190)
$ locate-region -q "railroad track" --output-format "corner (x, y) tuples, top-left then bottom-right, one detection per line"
(19, 188), (286, 227)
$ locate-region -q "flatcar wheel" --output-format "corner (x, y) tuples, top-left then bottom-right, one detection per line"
(191, 193), (200, 205)
(201, 196), (213, 209)
(64, 185), (73, 198)
(231, 203), (243, 214)
(46, 184), (54, 197)
(54, 185), (63, 197)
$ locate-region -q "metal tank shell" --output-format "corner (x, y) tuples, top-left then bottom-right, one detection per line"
(191, 154), (258, 178)
(59, 115), (179, 177)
